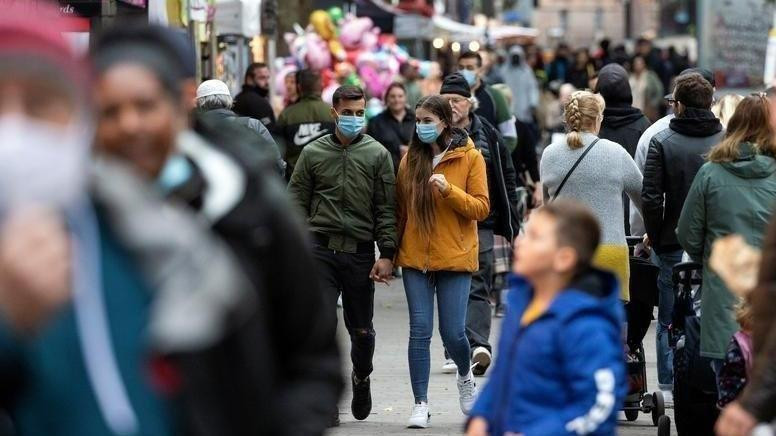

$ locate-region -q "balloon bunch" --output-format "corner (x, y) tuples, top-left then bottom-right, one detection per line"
(283, 8), (412, 102)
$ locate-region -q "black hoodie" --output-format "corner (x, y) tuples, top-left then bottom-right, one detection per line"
(595, 64), (651, 157)
(595, 64), (651, 234)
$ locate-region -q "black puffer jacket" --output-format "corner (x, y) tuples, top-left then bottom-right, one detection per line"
(642, 107), (723, 253)
(170, 115), (343, 436)
(467, 114), (519, 240)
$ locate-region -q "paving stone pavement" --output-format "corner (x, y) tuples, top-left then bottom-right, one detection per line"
(328, 277), (676, 436)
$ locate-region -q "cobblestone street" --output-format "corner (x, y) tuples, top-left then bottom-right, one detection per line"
(329, 277), (676, 435)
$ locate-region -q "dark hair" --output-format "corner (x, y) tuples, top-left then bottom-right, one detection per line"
(332, 85), (365, 109)
(384, 82), (406, 103)
(538, 200), (601, 271)
(244, 62), (268, 81)
(296, 69), (321, 97)
(709, 95), (776, 162)
(631, 54), (647, 69)
(93, 24), (189, 98)
(404, 95), (454, 235)
(674, 72), (713, 109)
(458, 51), (482, 67)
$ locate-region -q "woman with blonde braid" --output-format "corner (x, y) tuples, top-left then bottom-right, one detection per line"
(540, 90), (643, 301)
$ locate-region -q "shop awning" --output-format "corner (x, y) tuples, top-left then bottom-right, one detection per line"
(431, 15), (537, 42)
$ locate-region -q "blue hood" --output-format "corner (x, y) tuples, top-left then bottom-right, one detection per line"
(508, 267), (622, 327)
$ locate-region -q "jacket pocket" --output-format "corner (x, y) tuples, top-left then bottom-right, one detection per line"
(310, 197), (322, 222)
(381, 174), (396, 201)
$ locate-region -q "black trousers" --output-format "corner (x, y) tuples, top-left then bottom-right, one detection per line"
(313, 244), (376, 380)
(466, 228), (494, 353)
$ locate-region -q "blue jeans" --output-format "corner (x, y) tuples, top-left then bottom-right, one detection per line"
(652, 249), (683, 390)
(404, 268), (472, 403)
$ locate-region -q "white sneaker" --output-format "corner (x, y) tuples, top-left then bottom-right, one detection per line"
(441, 358), (457, 374)
(661, 390), (674, 408)
(471, 347), (492, 376)
(407, 402), (430, 428)
(457, 370), (478, 415)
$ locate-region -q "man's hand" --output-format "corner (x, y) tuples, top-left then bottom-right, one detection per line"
(466, 417), (488, 436)
(370, 259), (393, 285)
(429, 174), (450, 194)
(0, 208), (72, 334)
(715, 402), (757, 436)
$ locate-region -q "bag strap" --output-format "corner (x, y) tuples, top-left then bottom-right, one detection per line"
(551, 138), (600, 201)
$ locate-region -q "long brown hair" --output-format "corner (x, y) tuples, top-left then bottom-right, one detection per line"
(406, 95), (454, 236)
(708, 95), (776, 163)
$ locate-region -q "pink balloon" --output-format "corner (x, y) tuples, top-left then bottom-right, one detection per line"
(340, 16), (375, 50)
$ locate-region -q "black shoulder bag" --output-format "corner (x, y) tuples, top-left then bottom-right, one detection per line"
(550, 138), (600, 202)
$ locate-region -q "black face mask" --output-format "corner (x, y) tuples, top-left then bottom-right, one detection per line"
(511, 55), (522, 67)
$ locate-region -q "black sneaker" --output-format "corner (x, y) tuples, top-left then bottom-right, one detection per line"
(351, 371), (372, 420)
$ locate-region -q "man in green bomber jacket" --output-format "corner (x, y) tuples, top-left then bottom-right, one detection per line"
(288, 85), (397, 426)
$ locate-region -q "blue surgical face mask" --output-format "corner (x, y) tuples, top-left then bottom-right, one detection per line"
(336, 114), (366, 139)
(416, 122), (441, 144)
(459, 69), (477, 86)
(157, 154), (193, 193)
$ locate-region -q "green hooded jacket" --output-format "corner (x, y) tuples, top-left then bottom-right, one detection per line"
(678, 143), (776, 359)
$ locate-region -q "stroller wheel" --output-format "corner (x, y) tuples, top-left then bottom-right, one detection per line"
(657, 415), (671, 436)
(624, 409), (639, 421)
(652, 391), (665, 426)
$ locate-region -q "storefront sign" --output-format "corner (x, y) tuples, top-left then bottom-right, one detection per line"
(0, 0), (101, 17)
(698, 0), (773, 88)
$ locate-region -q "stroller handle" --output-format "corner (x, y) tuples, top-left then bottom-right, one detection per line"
(671, 261), (702, 287)
(626, 236), (643, 247)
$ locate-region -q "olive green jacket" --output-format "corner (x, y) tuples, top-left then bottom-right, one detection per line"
(288, 133), (397, 258)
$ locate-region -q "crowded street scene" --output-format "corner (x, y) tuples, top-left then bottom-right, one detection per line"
(2, 0), (776, 435)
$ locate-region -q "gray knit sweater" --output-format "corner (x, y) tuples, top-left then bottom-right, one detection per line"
(540, 132), (643, 245)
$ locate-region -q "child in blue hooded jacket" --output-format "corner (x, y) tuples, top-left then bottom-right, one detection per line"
(467, 200), (626, 436)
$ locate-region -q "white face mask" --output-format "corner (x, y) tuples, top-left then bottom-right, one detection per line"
(0, 114), (92, 211)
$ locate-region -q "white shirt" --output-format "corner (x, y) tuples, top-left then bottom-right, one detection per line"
(433, 147), (449, 168)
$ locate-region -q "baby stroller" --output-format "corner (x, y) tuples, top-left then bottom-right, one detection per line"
(671, 261), (719, 436)
(623, 238), (670, 435)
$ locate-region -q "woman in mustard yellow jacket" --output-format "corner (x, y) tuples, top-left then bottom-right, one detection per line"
(396, 95), (490, 428)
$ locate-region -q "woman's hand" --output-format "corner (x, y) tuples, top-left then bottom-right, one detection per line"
(0, 208), (72, 334)
(429, 174), (450, 194)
